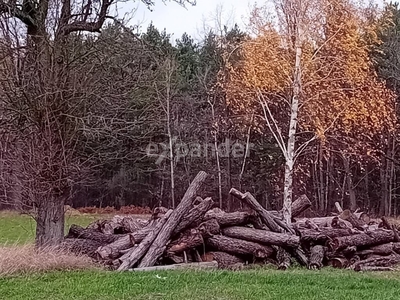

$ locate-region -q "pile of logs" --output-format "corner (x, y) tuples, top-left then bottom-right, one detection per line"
(63, 171), (400, 272)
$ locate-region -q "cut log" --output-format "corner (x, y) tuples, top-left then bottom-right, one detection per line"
(138, 171), (208, 268)
(66, 224), (119, 244)
(202, 251), (245, 269)
(116, 210), (173, 271)
(204, 211), (255, 227)
(308, 245), (325, 270)
(298, 228), (354, 244)
(327, 257), (349, 268)
(198, 219), (221, 238)
(329, 230), (395, 251)
(167, 228), (204, 255)
(222, 226), (300, 248)
(207, 235), (274, 258)
(230, 188), (284, 233)
(120, 217), (149, 233)
(355, 266), (394, 272)
(131, 261), (218, 272)
(352, 254), (400, 271)
(353, 212), (370, 224)
(276, 247), (291, 270)
(357, 243), (395, 257)
(339, 210), (365, 230)
(96, 234), (135, 260)
(295, 217), (336, 228)
(173, 197), (214, 235)
(61, 238), (103, 259)
(291, 195), (312, 217)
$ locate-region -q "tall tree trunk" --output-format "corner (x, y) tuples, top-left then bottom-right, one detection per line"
(282, 32), (302, 225)
(35, 195), (65, 247)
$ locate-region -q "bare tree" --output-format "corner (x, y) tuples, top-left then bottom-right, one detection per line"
(0, 0), (196, 247)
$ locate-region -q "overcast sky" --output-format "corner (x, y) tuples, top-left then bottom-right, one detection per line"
(129, 0), (255, 41)
(127, 0), (385, 41)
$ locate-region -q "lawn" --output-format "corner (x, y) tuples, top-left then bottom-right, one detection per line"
(0, 268), (400, 300)
(2, 211), (400, 300)
(0, 211), (101, 245)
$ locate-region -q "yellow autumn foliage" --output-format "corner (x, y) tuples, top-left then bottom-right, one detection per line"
(224, 0), (395, 140)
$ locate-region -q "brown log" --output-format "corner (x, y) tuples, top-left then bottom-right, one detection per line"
(120, 217), (149, 233)
(66, 224), (119, 244)
(229, 188), (284, 233)
(327, 257), (349, 268)
(340, 210), (365, 230)
(355, 266), (394, 272)
(329, 230), (395, 251)
(116, 210), (173, 271)
(173, 197), (214, 235)
(198, 219), (221, 238)
(61, 238), (103, 259)
(138, 171), (208, 268)
(167, 228), (204, 255)
(291, 194), (312, 217)
(132, 261), (218, 272)
(357, 243), (395, 257)
(352, 254), (400, 271)
(96, 234), (135, 260)
(276, 247), (291, 270)
(206, 235), (274, 258)
(222, 226), (300, 247)
(353, 212), (370, 224)
(308, 245), (325, 270)
(298, 228), (354, 244)
(204, 211), (255, 227)
(295, 217), (336, 228)
(202, 251), (245, 269)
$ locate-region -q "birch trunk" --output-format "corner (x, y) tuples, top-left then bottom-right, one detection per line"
(282, 32), (302, 225)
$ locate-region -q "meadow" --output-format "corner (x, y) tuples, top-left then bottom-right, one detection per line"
(1, 211), (400, 300)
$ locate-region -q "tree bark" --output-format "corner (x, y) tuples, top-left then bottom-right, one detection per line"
(291, 195), (312, 218)
(61, 238), (103, 259)
(202, 252), (245, 269)
(132, 261), (218, 272)
(117, 210), (173, 271)
(339, 210), (365, 231)
(276, 247), (291, 270)
(167, 228), (204, 255)
(173, 197), (214, 235)
(356, 243), (396, 257)
(229, 188), (284, 233)
(138, 171), (208, 268)
(204, 211), (255, 227)
(308, 245), (325, 270)
(207, 235), (274, 258)
(222, 226), (300, 247)
(35, 197), (65, 247)
(66, 224), (120, 244)
(330, 230), (395, 251)
(96, 234), (136, 260)
(298, 228), (354, 244)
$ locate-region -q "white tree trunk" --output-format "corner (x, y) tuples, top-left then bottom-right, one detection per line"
(282, 35), (302, 225)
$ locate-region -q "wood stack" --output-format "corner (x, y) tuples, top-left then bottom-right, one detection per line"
(63, 171), (400, 272)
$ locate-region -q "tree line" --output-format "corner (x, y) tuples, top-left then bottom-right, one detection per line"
(1, 0), (400, 246)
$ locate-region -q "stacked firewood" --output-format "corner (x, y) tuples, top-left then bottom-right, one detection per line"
(63, 171), (400, 272)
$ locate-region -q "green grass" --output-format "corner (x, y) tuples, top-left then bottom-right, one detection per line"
(0, 268), (400, 300)
(0, 211), (101, 245)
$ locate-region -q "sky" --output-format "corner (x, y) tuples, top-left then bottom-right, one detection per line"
(126, 0), (385, 41)
(129, 0), (256, 41)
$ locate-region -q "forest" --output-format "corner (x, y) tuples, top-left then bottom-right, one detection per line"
(1, 0), (400, 245)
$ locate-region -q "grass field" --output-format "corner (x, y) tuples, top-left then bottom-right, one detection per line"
(1, 268), (400, 300)
(2, 211), (400, 300)
(0, 211), (104, 245)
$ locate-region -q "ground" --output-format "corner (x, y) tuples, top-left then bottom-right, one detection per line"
(1, 211), (400, 300)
